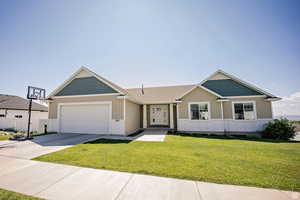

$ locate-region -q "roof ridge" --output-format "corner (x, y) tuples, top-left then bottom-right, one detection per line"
(126, 84), (196, 90)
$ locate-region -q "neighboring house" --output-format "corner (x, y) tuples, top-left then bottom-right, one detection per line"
(0, 94), (48, 132)
(46, 67), (280, 135)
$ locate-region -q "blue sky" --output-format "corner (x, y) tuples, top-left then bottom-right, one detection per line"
(0, 0), (299, 99)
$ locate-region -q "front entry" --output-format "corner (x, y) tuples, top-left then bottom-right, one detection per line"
(150, 105), (169, 126)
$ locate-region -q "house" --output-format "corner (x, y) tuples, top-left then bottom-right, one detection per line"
(45, 67), (280, 135)
(0, 94), (48, 132)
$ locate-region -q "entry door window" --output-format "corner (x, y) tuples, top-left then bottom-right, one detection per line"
(150, 105), (169, 125)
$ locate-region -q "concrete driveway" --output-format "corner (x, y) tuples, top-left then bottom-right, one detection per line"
(0, 133), (102, 159)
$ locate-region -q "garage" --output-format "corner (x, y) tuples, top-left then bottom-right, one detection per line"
(59, 103), (110, 134)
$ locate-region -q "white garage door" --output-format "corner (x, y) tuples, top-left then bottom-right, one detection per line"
(59, 104), (110, 134)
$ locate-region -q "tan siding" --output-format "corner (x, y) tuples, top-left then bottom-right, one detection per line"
(223, 97), (272, 119)
(125, 100), (141, 135)
(256, 99), (273, 119)
(48, 95), (123, 120)
(223, 101), (233, 119)
(178, 87), (221, 119)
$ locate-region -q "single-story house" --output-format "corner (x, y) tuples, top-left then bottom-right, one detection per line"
(45, 67), (280, 135)
(0, 94), (48, 132)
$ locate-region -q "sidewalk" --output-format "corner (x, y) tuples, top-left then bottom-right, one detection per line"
(0, 155), (298, 200)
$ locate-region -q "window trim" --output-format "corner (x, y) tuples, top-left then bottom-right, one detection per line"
(231, 101), (257, 120)
(188, 102), (211, 120)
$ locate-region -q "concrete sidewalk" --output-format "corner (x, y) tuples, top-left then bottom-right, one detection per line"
(0, 133), (103, 159)
(0, 155), (298, 200)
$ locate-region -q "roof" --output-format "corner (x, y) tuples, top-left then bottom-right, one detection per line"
(55, 77), (118, 96)
(126, 85), (195, 103)
(49, 67), (128, 98)
(0, 94), (48, 112)
(200, 69), (277, 98)
(48, 67), (280, 103)
(202, 79), (264, 97)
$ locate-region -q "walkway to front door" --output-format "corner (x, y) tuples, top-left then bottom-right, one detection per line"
(99, 129), (168, 142)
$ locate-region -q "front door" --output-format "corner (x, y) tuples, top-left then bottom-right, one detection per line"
(150, 105), (169, 126)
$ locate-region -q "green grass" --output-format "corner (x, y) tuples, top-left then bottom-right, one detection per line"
(0, 135), (10, 140)
(0, 188), (42, 200)
(34, 134), (300, 192)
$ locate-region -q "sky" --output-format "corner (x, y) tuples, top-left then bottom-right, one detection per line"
(0, 0), (299, 116)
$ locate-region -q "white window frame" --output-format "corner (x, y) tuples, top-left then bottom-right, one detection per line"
(188, 102), (211, 120)
(231, 101), (257, 120)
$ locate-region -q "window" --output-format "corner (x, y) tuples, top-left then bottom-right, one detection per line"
(0, 114), (5, 118)
(233, 102), (255, 120)
(190, 102), (209, 120)
(14, 115), (23, 118)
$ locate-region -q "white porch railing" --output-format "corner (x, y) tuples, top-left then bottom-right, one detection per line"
(178, 119), (272, 132)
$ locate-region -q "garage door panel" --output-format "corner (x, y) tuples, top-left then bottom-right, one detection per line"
(59, 104), (110, 134)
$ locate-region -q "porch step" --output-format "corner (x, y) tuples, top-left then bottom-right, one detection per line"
(142, 129), (168, 135)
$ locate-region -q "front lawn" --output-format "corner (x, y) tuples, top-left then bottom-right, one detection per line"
(0, 188), (42, 200)
(34, 134), (300, 192)
(0, 135), (10, 140)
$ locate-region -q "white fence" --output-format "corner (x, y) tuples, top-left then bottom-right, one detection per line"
(178, 119), (272, 133)
(0, 118), (40, 132)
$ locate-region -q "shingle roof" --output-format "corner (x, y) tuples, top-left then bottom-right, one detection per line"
(0, 94), (48, 112)
(202, 79), (263, 97)
(126, 85), (195, 103)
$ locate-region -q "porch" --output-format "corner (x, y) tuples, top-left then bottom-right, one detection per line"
(141, 104), (177, 130)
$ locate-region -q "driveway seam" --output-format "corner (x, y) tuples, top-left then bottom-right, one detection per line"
(195, 181), (204, 200)
(280, 190), (298, 200)
(33, 167), (82, 196)
(114, 173), (134, 200)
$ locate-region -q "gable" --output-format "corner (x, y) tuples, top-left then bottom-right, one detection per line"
(55, 77), (118, 96)
(183, 87), (218, 101)
(202, 79), (263, 97)
(208, 72), (230, 80)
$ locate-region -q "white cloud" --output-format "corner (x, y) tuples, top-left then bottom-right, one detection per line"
(272, 91), (300, 117)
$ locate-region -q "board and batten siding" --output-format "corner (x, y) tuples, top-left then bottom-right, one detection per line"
(125, 100), (141, 135)
(48, 95), (124, 120)
(55, 77), (118, 96)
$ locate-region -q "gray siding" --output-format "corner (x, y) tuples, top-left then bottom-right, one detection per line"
(55, 77), (118, 96)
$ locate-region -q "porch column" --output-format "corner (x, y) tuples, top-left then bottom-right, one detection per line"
(220, 101), (224, 120)
(169, 103), (174, 129)
(143, 104), (147, 128)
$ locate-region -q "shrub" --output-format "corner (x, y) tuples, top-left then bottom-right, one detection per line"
(262, 118), (296, 140)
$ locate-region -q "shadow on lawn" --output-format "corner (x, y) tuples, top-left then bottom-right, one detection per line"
(85, 139), (132, 144)
(169, 132), (300, 144)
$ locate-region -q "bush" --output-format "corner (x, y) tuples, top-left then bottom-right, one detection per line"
(262, 118), (296, 140)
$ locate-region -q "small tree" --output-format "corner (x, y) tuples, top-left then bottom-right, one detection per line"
(262, 118), (296, 140)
